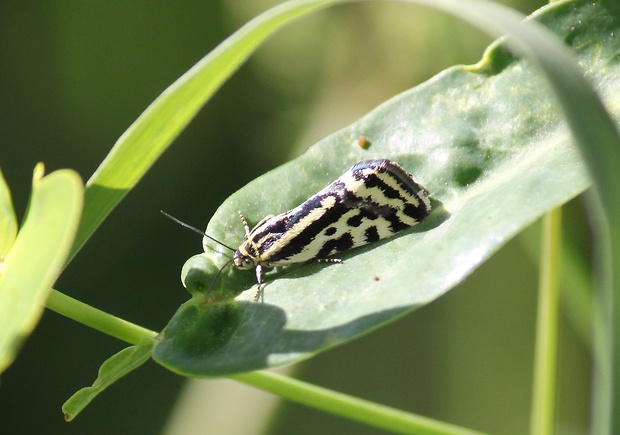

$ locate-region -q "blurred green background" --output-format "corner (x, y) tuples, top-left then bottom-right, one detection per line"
(0, 1), (591, 433)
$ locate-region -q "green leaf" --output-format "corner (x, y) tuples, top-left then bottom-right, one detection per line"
(154, 1), (613, 376)
(0, 168), (17, 259)
(62, 339), (155, 421)
(0, 164), (83, 374)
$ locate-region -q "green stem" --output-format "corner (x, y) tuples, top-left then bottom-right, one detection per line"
(588, 193), (614, 435)
(530, 208), (562, 434)
(231, 371), (486, 435)
(46, 289), (157, 344)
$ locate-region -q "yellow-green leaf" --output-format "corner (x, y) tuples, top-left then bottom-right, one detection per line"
(0, 165), (83, 374)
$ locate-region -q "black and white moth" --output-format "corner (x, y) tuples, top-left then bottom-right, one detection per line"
(165, 159), (431, 301)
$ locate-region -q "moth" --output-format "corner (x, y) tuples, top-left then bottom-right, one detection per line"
(164, 159), (431, 301)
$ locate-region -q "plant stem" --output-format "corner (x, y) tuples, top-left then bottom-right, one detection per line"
(231, 371), (486, 435)
(587, 192), (614, 435)
(46, 289), (157, 344)
(530, 208), (562, 434)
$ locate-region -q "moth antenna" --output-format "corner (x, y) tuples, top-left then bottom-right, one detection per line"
(160, 210), (236, 252)
(208, 257), (236, 291)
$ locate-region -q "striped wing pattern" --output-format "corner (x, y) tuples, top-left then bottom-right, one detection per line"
(237, 159), (430, 267)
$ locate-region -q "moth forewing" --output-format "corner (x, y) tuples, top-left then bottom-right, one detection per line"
(230, 159), (431, 301)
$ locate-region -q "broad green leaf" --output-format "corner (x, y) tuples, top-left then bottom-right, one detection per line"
(0, 168), (17, 259)
(154, 1), (615, 376)
(62, 339), (155, 421)
(0, 165), (83, 374)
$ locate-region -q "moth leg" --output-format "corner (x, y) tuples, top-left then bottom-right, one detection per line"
(253, 264), (264, 302)
(316, 258), (343, 264)
(237, 210), (250, 236)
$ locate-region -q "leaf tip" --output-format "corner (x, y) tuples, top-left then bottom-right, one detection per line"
(32, 163), (45, 183)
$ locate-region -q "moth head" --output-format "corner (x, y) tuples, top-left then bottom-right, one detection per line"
(233, 249), (256, 270)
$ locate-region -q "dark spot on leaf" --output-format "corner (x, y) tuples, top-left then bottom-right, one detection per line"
(357, 136), (370, 149)
(454, 166), (482, 187)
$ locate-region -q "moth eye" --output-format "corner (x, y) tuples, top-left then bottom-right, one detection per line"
(241, 256), (254, 269)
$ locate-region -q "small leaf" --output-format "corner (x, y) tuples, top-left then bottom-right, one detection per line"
(181, 253), (244, 302)
(62, 339), (155, 421)
(0, 165), (83, 374)
(154, 1), (612, 376)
